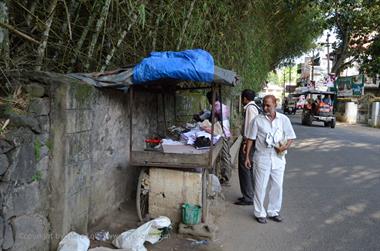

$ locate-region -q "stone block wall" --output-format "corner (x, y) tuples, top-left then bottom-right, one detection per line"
(0, 72), (174, 250)
(0, 82), (51, 251)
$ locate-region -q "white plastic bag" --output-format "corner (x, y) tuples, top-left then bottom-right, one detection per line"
(112, 216), (171, 251)
(209, 174), (222, 195)
(57, 232), (90, 251)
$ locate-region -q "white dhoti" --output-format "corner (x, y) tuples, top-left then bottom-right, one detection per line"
(253, 153), (285, 218)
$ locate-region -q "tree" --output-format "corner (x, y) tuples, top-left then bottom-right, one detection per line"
(0, 0), (324, 92)
(360, 35), (380, 76)
(316, 0), (380, 75)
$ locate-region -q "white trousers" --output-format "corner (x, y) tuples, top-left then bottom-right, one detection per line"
(253, 162), (285, 218)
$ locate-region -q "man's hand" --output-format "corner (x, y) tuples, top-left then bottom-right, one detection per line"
(244, 139), (254, 169)
(275, 145), (287, 154)
(242, 143), (247, 154)
(244, 158), (252, 169)
(275, 139), (293, 154)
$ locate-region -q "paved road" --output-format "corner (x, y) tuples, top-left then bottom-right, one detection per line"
(218, 114), (380, 251)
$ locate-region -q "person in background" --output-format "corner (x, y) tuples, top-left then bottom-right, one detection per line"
(234, 89), (260, 205)
(205, 91), (232, 185)
(323, 95), (332, 106)
(244, 95), (296, 224)
(194, 92), (232, 184)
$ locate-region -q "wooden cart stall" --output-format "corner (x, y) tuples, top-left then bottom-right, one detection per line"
(129, 75), (239, 223)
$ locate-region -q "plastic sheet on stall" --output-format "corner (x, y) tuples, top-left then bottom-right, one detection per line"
(133, 49), (214, 84)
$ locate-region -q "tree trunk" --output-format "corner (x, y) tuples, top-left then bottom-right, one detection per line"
(152, 0), (164, 51)
(53, 0), (79, 63)
(332, 27), (350, 76)
(176, 0), (196, 51)
(0, 0), (9, 69)
(84, 0), (111, 71)
(35, 0), (58, 71)
(68, 2), (98, 72)
(26, 1), (37, 27)
(101, 14), (138, 72)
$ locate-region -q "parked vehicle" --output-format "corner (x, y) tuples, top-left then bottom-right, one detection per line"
(283, 95), (297, 115)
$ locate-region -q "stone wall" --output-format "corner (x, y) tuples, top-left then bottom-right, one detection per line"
(0, 81), (51, 251)
(0, 71), (173, 250)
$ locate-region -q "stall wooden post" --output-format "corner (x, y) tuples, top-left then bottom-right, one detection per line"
(129, 87), (134, 156)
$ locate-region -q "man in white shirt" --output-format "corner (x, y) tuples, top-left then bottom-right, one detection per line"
(235, 89), (260, 205)
(244, 95), (296, 224)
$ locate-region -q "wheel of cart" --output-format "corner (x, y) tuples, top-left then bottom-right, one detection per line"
(136, 167), (150, 222)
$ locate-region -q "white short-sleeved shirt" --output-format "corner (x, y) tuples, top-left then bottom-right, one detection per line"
(247, 112), (296, 168)
(243, 101), (259, 138)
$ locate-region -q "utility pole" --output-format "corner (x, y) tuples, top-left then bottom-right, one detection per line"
(283, 66), (286, 98)
(326, 33), (330, 74)
(311, 50), (314, 81)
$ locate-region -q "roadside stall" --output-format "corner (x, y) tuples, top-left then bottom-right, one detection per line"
(69, 49), (240, 224)
(130, 50), (239, 224)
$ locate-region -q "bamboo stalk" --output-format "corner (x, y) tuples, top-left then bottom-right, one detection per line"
(35, 0), (58, 71)
(0, 1), (10, 69)
(0, 21), (39, 44)
(152, 0), (164, 51)
(85, 0), (111, 71)
(100, 14), (138, 72)
(68, 2), (98, 72)
(25, 1), (37, 27)
(62, 0), (72, 40)
(176, 0), (196, 51)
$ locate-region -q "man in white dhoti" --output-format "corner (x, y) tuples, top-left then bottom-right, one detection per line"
(244, 95), (296, 224)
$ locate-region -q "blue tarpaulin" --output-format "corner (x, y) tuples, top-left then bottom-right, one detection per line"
(132, 49), (214, 84)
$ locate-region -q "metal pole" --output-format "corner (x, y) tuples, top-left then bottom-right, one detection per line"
(327, 33), (330, 74)
(129, 87), (133, 157)
(311, 50), (314, 81)
(283, 67), (286, 98)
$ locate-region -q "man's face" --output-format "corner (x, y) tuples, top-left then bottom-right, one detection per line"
(263, 98), (276, 115)
(242, 97), (249, 106)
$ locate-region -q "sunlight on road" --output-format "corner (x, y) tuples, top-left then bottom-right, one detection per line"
(324, 203), (367, 225)
(292, 138), (374, 152)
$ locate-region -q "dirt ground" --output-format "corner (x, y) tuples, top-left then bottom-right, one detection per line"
(88, 194), (226, 251)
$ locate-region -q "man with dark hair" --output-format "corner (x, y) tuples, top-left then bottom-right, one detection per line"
(234, 89), (259, 205)
(245, 95), (296, 224)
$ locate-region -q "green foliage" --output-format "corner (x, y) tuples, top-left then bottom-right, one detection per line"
(32, 170), (42, 182)
(74, 83), (93, 106)
(360, 35), (380, 75)
(0, 0), (323, 93)
(316, 0), (380, 75)
(46, 138), (53, 152)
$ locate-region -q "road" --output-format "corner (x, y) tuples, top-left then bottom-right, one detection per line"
(217, 114), (380, 251)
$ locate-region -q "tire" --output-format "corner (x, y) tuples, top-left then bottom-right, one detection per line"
(307, 118), (313, 126)
(304, 114), (312, 126)
(331, 119), (336, 128)
(136, 168), (150, 222)
(324, 122), (330, 127)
